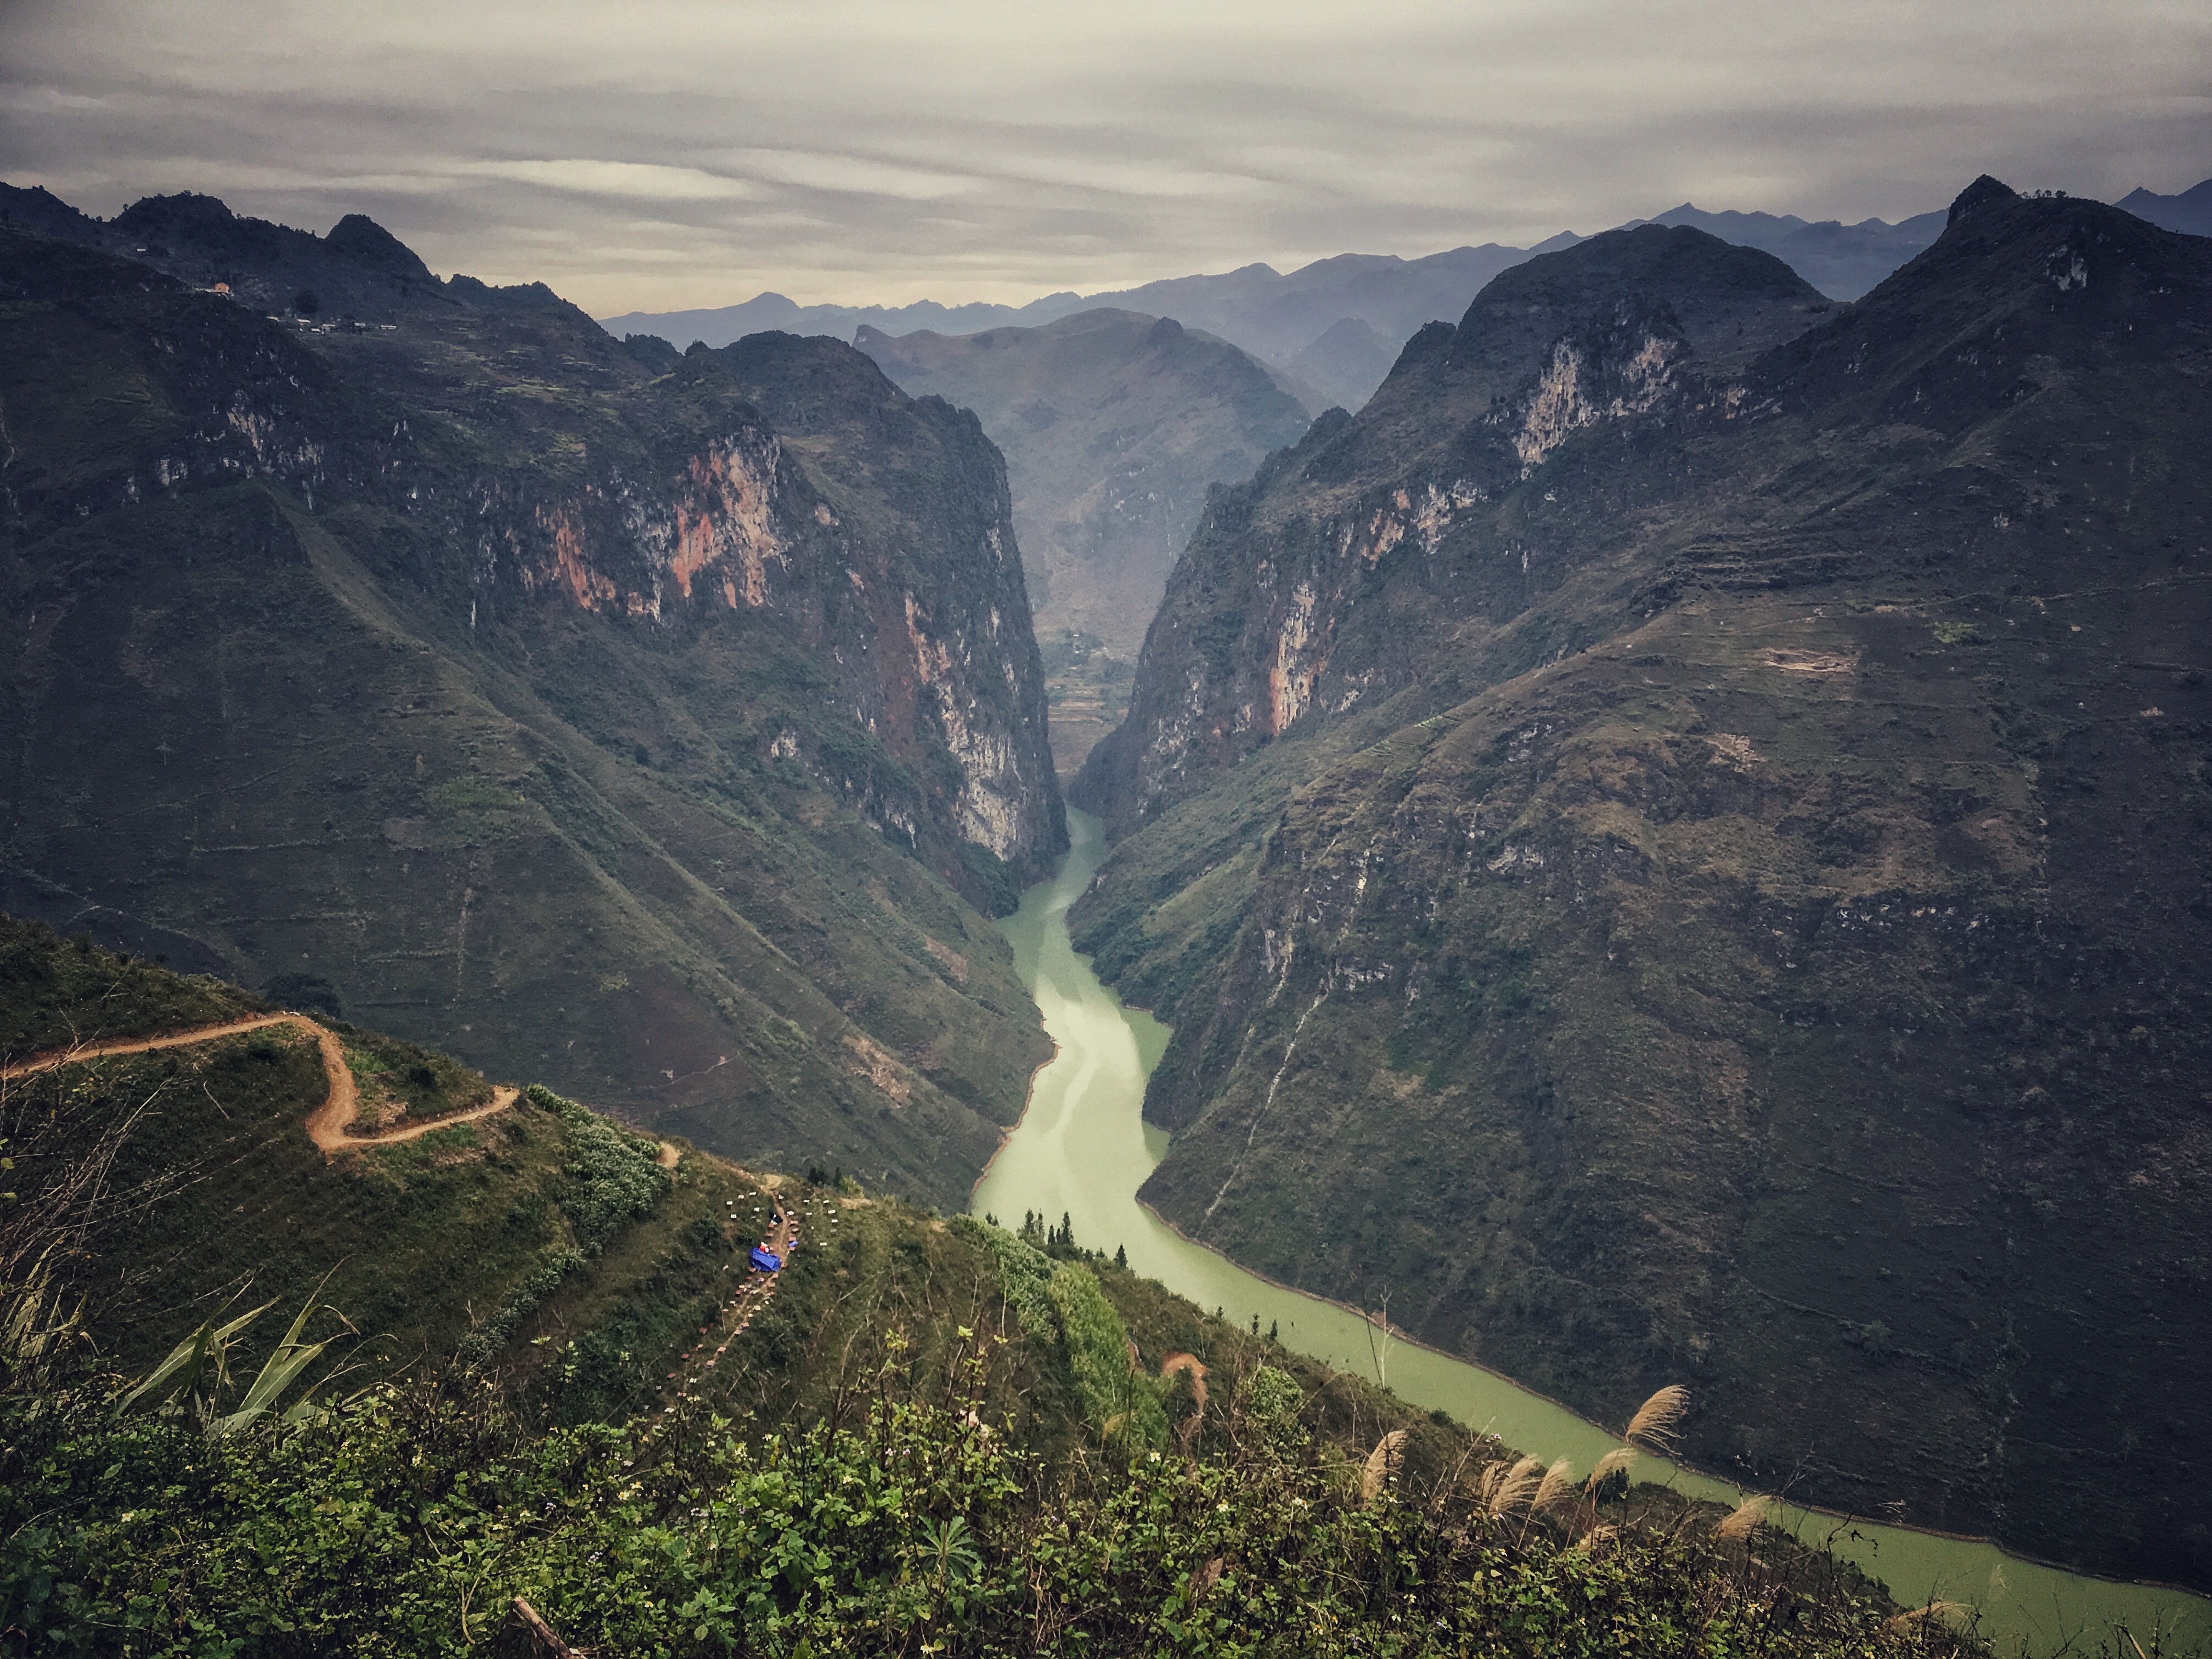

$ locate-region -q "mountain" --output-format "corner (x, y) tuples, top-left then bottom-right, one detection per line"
(1066, 183), (2212, 1588)
(603, 244), (1549, 411)
(601, 200), (1955, 416)
(856, 309), (1315, 773)
(0, 184), (473, 323)
(0, 201), (1064, 1210)
(597, 287), (1087, 359)
(2117, 177), (2212, 237)
(1633, 204), (1946, 300)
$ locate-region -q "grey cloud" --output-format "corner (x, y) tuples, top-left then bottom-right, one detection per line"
(3, 0), (2205, 312)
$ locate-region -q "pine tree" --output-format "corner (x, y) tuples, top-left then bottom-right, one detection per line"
(1114, 1244), (1127, 1269)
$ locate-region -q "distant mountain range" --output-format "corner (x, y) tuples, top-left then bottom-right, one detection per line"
(2117, 177), (2212, 235)
(602, 240), (1566, 411)
(601, 180), (2208, 410)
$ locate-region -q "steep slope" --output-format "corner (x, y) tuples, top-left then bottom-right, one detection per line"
(858, 309), (1313, 771)
(3, 924), (1982, 1658)
(0, 220), (1061, 1209)
(1069, 184), (2212, 1586)
(0, 916), (1580, 1485)
(1075, 223), (1836, 835)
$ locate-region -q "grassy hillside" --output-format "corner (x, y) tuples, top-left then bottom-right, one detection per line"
(0, 936), (1990, 1656)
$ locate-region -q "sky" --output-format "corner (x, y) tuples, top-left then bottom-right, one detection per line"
(3, 0), (2207, 314)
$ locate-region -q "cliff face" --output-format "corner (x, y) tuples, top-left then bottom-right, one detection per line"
(857, 308), (1313, 774)
(1070, 189), (2212, 1585)
(0, 216), (1062, 1208)
(1073, 226), (1832, 834)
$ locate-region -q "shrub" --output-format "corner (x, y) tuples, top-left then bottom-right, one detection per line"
(524, 1085), (668, 1253)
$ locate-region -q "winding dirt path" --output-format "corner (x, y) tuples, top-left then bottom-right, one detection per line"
(2, 1013), (516, 1153)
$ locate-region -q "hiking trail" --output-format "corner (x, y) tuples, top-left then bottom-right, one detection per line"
(1, 1013), (517, 1152)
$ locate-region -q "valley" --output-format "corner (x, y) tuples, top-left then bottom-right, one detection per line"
(978, 812), (2212, 1655)
(855, 308), (1314, 775)
(3, 146), (2208, 1652)
(0, 207), (1063, 1210)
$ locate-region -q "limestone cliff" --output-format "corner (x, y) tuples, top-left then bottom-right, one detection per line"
(1070, 191), (2212, 1586)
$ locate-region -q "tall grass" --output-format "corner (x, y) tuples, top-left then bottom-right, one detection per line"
(1360, 1429), (1407, 1503)
(1626, 1383), (1690, 1451)
(1717, 1494), (1771, 1541)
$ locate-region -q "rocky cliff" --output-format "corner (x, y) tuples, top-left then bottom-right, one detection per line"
(857, 308), (1312, 772)
(1070, 185), (2212, 1586)
(0, 210), (1063, 1207)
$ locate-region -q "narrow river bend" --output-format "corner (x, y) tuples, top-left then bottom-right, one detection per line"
(974, 811), (2210, 1657)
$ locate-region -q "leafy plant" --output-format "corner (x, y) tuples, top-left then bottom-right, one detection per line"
(120, 1285), (346, 1436)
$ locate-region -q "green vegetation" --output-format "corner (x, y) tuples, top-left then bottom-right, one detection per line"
(527, 1084), (669, 1252)
(952, 1216), (1170, 1446)
(0, 939), (2017, 1656)
(335, 1022), (491, 1121)
(0, 917), (258, 1059)
(1, 1288), (1991, 1658)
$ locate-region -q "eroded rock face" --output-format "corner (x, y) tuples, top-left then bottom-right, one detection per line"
(442, 337), (1065, 893)
(1075, 228), (1827, 835)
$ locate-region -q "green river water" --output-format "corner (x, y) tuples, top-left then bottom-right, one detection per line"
(973, 810), (2210, 1656)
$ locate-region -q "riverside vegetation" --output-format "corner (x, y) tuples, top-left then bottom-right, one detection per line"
(1, 925), (2009, 1655)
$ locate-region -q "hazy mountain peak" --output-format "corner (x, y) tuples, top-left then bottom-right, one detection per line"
(2115, 177), (2212, 236)
(1947, 172), (2019, 223)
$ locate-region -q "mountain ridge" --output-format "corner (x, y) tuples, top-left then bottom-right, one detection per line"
(1063, 181), (2212, 1587)
(0, 216), (1062, 1210)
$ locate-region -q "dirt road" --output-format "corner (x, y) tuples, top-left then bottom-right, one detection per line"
(2, 1013), (517, 1152)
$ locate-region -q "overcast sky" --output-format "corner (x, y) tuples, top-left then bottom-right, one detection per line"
(4, 1), (2206, 314)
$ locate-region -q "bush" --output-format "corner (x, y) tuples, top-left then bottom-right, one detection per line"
(524, 1085), (669, 1254)
(0, 1328), (1991, 1659)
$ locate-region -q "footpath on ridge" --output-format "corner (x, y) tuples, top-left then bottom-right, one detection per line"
(0, 1013), (518, 1152)
(644, 1183), (827, 1433)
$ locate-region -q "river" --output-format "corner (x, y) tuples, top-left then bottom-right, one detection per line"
(973, 809), (2211, 1656)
